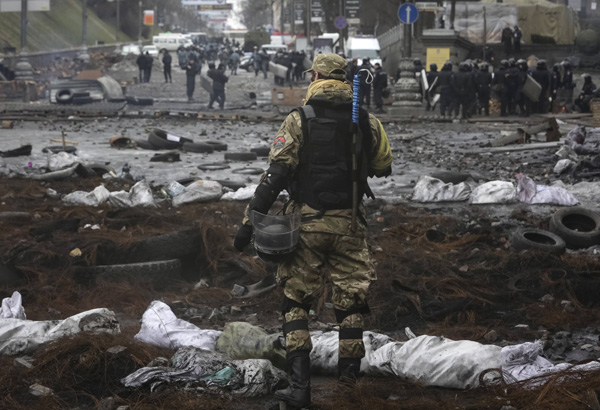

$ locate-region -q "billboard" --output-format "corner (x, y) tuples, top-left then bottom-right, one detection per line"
(0, 0), (50, 12)
(144, 10), (154, 25)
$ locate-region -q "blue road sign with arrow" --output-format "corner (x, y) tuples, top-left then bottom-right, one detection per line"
(398, 3), (418, 24)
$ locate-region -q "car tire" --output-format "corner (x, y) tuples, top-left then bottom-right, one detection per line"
(549, 207), (600, 249)
(149, 128), (194, 149)
(135, 139), (158, 150)
(76, 259), (182, 283)
(205, 140), (228, 151)
(182, 142), (214, 154)
(72, 96), (94, 105)
(56, 89), (73, 104)
(197, 162), (230, 171)
(511, 228), (566, 254)
(224, 152), (258, 161)
(250, 146), (270, 157)
(231, 167), (264, 175)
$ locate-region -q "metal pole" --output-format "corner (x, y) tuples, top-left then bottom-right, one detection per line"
(339, 0), (344, 54)
(116, 0), (120, 42)
(82, 0), (87, 45)
(483, 6), (487, 59)
(281, 0), (285, 43)
(307, 0), (311, 48)
(138, 0), (142, 42)
(20, 0), (27, 51)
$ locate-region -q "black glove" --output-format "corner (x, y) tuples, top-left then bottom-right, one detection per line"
(234, 224), (253, 252)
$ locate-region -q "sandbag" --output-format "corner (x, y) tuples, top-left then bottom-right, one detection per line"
(215, 321), (286, 370)
(0, 291), (26, 319)
(516, 174), (579, 206)
(0, 307), (120, 355)
(221, 184), (257, 201)
(411, 176), (472, 202)
(172, 180), (223, 206)
(108, 179), (156, 208)
(134, 301), (221, 351)
(62, 185), (111, 206)
(469, 181), (516, 204)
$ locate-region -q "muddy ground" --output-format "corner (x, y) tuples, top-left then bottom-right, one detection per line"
(0, 56), (599, 409)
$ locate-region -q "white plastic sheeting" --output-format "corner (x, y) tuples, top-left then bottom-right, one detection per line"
(62, 181), (156, 208)
(134, 301), (221, 351)
(107, 180), (156, 208)
(62, 185), (111, 206)
(0, 306), (120, 355)
(310, 331), (502, 389)
(0, 291), (26, 319)
(121, 346), (286, 397)
(445, 2), (518, 44)
(502, 341), (600, 385)
(516, 174), (579, 206)
(221, 184), (257, 201)
(470, 181), (517, 204)
(48, 152), (80, 171)
(172, 180), (223, 206)
(411, 176), (472, 202)
(554, 159), (576, 175)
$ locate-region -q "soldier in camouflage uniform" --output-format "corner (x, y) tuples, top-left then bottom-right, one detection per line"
(234, 53), (392, 409)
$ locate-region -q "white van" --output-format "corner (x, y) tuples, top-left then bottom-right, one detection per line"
(261, 44), (288, 58)
(345, 35), (382, 67)
(152, 34), (193, 51)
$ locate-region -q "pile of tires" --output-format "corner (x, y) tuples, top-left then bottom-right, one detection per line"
(549, 207), (600, 249)
(511, 207), (600, 253)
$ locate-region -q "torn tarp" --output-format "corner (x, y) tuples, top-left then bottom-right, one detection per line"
(134, 301), (221, 351)
(121, 347), (286, 397)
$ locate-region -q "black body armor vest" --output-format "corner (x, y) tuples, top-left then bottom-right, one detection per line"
(290, 100), (374, 211)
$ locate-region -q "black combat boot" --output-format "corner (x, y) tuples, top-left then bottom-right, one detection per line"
(338, 357), (362, 384)
(274, 351), (311, 409)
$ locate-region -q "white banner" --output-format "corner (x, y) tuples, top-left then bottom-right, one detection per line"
(0, 0), (50, 12)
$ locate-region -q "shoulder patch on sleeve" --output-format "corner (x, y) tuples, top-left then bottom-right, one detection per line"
(273, 135), (286, 149)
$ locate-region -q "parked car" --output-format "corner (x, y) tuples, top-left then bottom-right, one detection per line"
(120, 44), (141, 56)
(142, 45), (159, 58)
(239, 55), (254, 72)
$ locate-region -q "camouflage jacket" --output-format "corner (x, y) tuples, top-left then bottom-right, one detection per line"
(244, 79), (393, 235)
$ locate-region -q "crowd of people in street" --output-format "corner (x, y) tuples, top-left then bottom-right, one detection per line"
(408, 56), (598, 119)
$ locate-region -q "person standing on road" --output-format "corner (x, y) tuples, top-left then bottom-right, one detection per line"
(260, 47), (270, 79)
(143, 51), (153, 83)
(531, 60), (550, 113)
(474, 62), (492, 116)
(562, 60), (575, 108)
(207, 63), (228, 110)
(513, 26), (522, 53)
(253, 46), (262, 77)
(373, 63), (388, 113)
(359, 58), (372, 108)
(136, 53), (146, 83)
(425, 63), (439, 112)
(550, 63), (562, 111)
(185, 56), (200, 102)
(229, 49), (240, 75)
(162, 49), (172, 83)
(234, 53), (392, 409)
(502, 24), (513, 55)
(177, 45), (188, 70)
(438, 61), (456, 118)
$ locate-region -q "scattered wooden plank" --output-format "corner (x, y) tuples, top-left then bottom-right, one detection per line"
(467, 141), (563, 154)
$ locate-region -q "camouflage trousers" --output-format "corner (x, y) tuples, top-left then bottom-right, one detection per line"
(277, 229), (376, 360)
